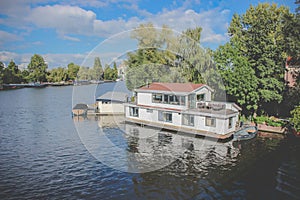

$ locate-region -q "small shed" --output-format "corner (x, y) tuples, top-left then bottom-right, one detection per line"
(96, 92), (128, 115)
(72, 103), (88, 116)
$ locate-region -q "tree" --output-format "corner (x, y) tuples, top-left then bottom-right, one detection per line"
(67, 63), (80, 80)
(93, 57), (104, 80)
(282, 1), (300, 61)
(214, 43), (259, 113)
(103, 63), (118, 81)
(215, 3), (292, 116)
(290, 105), (300, 132)
(77, 66), (90, 80)
(3, 60), (23, 84)
(0, 61), (4, 84)
(47, 67), (68, 82)
(27, 54), (47, 82)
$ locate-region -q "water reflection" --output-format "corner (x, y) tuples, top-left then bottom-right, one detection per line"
(74, 115), (240, 173)
(73, 114), (300, 199)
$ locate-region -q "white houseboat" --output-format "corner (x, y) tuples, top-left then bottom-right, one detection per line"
(96, 91), (128, 115)
(124, 82), (241, 139)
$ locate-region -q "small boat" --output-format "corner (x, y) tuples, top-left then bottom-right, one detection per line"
(72, 103), (88, 116)
(233, 125), (258, 141)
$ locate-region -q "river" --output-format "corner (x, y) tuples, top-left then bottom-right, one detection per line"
(0, 82), (299, 199)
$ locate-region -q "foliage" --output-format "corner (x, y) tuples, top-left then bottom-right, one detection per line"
(214, 3), (294, 115)
(27, 54), (48, 82)
(290, 105), (300, 131)
(67, 63), (80, 80)
(92, 57), (104, 80)
(3, 60), (23, 84)
(254, 115), (285, 127)
(47, 67), (68, 82)
(77, 66), (90, 80)
(0, 61), (4, 84)
(103, 63), (118, 81)
(126, 23), (214, 91)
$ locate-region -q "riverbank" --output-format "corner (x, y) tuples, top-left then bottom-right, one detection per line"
(0, 80), (117, 90)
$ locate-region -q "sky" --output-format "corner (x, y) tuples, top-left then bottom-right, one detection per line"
(0, 0), (297, 69)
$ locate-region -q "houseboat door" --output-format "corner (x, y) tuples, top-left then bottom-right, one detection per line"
(188, 94), (196, 109)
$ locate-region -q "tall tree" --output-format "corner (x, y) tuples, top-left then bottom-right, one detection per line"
(47, 67), (68, 82)
(93, 57), (104, 80)
(67, 63), (80, 80)
(215, 3), (292, 115)
(3, 60), (23, 84)
(27, 54), (47, 82)
(0, 61), (4, 84)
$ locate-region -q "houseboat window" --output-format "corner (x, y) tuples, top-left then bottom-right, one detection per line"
(197, 93), (205, 101)
(152, 93), (162, 103)
(146, 109), (153, 113)
(180, 96), (186, 105)
(158, 111), (172, 123)
(205, 117), (216, 127)
(182, 114), (194, 126)
(129, 107), (139, 117)
(228, 117), (233, 128)
(163, 94), (169, 103)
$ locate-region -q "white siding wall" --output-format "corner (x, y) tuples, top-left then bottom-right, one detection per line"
(137, 93), (152, 105)
(137, 92), (187, 110)
(195, 87), (212, 101)
(125, 104), (239, 135)
(98, 102), (124, 114)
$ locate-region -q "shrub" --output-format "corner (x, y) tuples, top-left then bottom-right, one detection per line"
(290, 106), (300, 132)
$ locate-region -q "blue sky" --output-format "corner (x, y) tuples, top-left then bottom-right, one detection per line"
(0, 0), (297, 68)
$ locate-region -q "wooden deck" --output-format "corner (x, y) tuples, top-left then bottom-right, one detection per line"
(125, 117), (234, 140)
(87, 110), (124, 116)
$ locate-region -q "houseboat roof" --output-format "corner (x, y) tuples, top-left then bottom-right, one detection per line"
(96, 92), (128, 102)
(136, 82), (212, 93)
(73, 103), (88, 110)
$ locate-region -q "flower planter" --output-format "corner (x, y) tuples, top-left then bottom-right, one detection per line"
(257, 123), (286, 134)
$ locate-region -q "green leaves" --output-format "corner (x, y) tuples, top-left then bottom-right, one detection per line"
(214, 3), (295, 115)
(28, 54), (48, 82)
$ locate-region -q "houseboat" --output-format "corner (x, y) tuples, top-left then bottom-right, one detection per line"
(124, 82), (241, 139)
(96, 92), (128, 115)
(72, 103), (88, 116)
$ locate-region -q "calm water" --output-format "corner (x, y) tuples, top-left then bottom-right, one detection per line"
(0, 83), (299, 200)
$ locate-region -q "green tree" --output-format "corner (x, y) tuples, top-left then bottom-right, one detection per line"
(215, 3), (292, 115)
(214, 43), (259, 113)
(67, 63), (80, 80)
(77, 66), (90, 80)
(27, 54), (47, 82)
(0, 61), (4, 84)
(3, 60), (23, 84)
(93, 57), (104, 80)
(290, 105), (300, 132)
(103, 65), (112, 80)
(47, 67), (68, 82)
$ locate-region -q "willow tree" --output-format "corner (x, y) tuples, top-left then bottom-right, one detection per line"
(126, 23), (178, 90)
(214, 3), (293, 115)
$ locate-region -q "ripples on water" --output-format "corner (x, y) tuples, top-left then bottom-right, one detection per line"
(0, 85), (299, 199)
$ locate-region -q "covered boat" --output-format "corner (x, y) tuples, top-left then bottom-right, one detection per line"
(233, 126), (258, 141)
(72, 103), (88, 116)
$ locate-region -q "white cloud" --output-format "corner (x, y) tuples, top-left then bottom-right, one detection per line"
(27, 5), (96, 36)
(62, 35), (81, 42)
(0, 30), (22, 44)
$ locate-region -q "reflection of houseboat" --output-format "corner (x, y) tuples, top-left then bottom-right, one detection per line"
(124, 82), (241, 139)
(96, 92), (128, 115)
(97, 115), (125, 128)
(72, 103), (88, 116)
